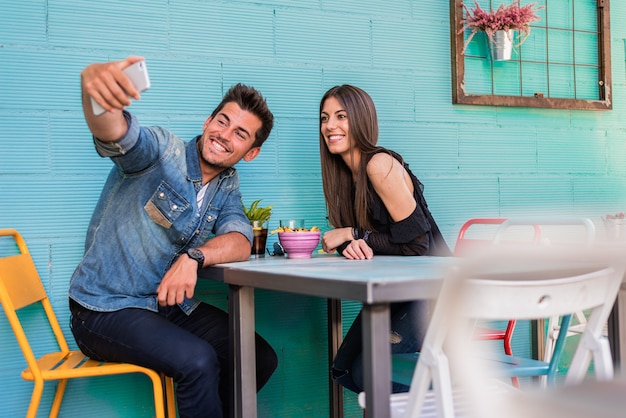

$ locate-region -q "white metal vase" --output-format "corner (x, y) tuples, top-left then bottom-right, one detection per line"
(488, 29), (513, 61)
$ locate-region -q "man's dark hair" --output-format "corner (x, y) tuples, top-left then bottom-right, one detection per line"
(211, 83), (274, 148)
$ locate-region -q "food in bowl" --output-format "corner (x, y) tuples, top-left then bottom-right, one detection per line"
(277, 230), (321, 259)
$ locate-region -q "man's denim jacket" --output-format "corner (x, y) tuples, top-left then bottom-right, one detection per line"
(69, 111), (253, 315)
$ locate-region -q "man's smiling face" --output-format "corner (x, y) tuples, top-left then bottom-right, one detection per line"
(198, 101), (262, 174)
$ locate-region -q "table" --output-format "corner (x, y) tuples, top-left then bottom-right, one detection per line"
(198, 255), (452, 418)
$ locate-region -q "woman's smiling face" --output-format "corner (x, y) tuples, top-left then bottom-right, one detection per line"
(320, 96), (352, 156)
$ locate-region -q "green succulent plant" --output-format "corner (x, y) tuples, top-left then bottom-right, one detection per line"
(243, 199), (272, 223)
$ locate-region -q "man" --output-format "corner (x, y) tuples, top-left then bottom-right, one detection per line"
(69, 56), (277, 418)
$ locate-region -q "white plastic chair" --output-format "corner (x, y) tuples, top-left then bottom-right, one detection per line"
(359, 247), (624, 418)
(493, 216), (597, 365)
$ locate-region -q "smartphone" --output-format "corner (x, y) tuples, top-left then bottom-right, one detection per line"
(91, 60), (151, 116)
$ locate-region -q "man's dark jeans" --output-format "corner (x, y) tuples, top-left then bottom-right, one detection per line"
(70, 299), (277, 418)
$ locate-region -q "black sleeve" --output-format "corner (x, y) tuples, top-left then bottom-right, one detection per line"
(405, 165), (452, 257)
(354, 205), (432, 256)
(362, 230), (430, 255)
(337, 240), (352, 254)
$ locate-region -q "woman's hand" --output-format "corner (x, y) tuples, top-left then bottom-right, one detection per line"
(340, 239), (373, 260)
(322, 227), (354, 253)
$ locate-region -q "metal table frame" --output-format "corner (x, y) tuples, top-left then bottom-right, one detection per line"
(199, 255), (449, 418)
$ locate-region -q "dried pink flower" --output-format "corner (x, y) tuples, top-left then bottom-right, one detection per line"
(459, 1), (543, 55)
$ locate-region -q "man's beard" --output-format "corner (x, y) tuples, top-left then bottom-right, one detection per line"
(199, 151), (229, 169)
(198, 136), (230, 169)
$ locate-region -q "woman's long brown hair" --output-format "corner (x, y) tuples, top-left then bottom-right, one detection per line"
(319, 85), (384, 231)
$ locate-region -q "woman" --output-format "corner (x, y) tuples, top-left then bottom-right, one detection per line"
(319, 84), (450, 393)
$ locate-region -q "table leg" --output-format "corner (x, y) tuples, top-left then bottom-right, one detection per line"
(535, 319), (546, 361)
(609, 285), (626, 372)
(328, 298), (344, 418)
(229, 284), (257, 418)
(362, 303), (391, 418)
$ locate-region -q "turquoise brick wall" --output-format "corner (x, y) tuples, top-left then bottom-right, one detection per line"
(2, 1), (626, 417)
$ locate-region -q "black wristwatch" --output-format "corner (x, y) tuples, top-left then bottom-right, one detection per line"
(186, 247), (205, 267)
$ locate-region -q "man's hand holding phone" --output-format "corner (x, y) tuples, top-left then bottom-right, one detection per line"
(83, 57), (151, 116)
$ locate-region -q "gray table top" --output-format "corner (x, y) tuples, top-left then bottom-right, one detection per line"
(199, 255), (452, 304)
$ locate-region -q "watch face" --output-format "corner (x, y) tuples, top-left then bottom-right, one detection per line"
(187, 248), (204, 264)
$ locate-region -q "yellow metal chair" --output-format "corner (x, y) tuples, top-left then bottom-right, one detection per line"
(0, 229), (176, 418)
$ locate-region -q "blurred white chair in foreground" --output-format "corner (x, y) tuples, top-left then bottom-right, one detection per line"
(359, 247), (624, 418)
(493, 216), (598, 365)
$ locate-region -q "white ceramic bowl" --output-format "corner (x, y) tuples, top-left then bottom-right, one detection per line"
(277, 231), (321, 258)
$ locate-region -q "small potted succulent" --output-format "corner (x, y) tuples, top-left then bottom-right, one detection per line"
(243, 199), (273, 257)
(459, 1), (543, 60)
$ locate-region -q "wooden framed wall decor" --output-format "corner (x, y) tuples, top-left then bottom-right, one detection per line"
(450, 0), (612, 110)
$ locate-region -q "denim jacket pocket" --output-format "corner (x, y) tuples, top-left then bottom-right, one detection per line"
(144, 181), (190, 229)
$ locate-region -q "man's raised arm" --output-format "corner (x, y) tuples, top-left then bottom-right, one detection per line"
(80, 56), (145, 142)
